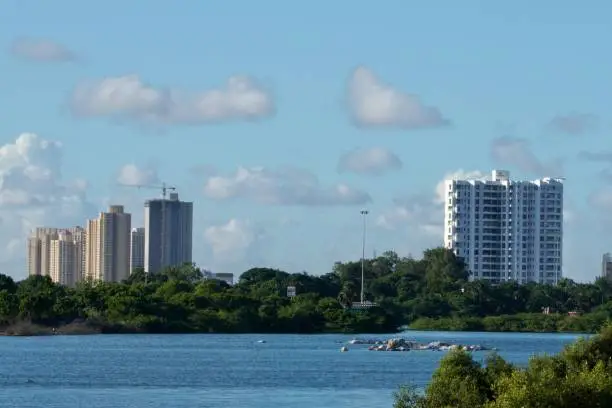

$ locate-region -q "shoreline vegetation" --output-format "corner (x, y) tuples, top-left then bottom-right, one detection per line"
(394, 324), (612, 407)
(1, 247), (612, 336)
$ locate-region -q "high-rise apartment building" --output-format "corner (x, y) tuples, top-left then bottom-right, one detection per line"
(130, 227), (145, 272)
(28, 227), (85, 285)
(443, 170), (563, 284)
(144, 193), (193, 274)
(27, 227), (59, 277)
(85, 205), (131, 282)
(49, 230), (81, 287)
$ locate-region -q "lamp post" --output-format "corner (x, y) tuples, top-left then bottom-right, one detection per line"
(360, 210), (369, 304)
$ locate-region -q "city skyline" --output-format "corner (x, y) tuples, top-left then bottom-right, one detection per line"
(26, 194), (197, 285)
(3, 2), (612, 282)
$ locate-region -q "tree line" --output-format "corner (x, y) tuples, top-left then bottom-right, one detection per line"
(0, 247), (611, 334)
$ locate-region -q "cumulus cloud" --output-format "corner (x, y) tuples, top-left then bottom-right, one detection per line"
(10, 38), (77, 62)
(0, 133), (96, 278)
(116, 163), (159, 186)
(69, 75), (275, 126)
(548, 113), (598, 135)
(347, 66), (449, 129)
(204, 219), (258, 261)
(337, 147), (402, 176)
(203, 166), (371, 206)
(490, 136), (563, 177)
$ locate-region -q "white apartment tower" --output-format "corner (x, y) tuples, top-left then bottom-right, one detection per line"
(130, 227), (145, 272)
(144, 193), (193, 274)
(444, 170), (563, 284)
(85, 205), (131, 282)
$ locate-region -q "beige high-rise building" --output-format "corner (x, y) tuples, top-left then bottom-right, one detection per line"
(28, 226), (86, 286)
(69, 226), (86, 281)
(27, 227), (59, 277)
(85, 205), (131, 282)
(49, 231), (79, 286)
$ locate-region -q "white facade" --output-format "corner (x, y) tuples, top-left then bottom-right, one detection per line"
(443, 170), (563, 284)
(130, 227), (145, 272)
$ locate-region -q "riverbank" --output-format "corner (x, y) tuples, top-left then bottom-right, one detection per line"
(0, 319), (400, 336)
(0, 321), (101, 336)
(409, 311), (610, 333)
(2, 312), (606, 336)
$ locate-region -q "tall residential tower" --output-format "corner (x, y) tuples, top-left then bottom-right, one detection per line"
(144, 193), (193, 274)
(85, 205), (131, 282)
(28, 226), (86, 286)
(443, 170), (563, 284)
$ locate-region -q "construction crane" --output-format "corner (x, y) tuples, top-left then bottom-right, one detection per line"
(119, 182), (177, 280)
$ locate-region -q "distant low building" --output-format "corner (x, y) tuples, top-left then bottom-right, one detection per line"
(214, 273), (234, 285)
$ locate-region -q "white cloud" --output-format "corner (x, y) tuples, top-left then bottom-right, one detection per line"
(204, 166), (371, 206)
(116, 163), (159, 186)
(337, 147), (402, 175)
(434, 169), (488, 204)
(10, 38), (76, 62)
(0, 133), (96, 278)
(347, 66), (449, 129)
(204, 219), (257, 261)
(70, 75), (275, 126)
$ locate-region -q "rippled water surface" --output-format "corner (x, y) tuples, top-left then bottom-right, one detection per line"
(0, 331), (583, 407)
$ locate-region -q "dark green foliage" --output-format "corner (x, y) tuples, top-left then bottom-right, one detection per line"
(395, 324), (612, 407)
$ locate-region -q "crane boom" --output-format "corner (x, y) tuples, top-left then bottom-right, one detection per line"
(121, 182), (177, 199)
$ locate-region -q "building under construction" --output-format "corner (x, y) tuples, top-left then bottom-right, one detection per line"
(144, 192), (193, 274)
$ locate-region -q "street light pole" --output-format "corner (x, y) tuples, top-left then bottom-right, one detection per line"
(360, 209), (369, 304)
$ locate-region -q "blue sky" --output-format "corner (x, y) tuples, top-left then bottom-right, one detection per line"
(2, 0), (612, 281)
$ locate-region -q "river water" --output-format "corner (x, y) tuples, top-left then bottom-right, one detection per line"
(0, 331), (583, 408)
